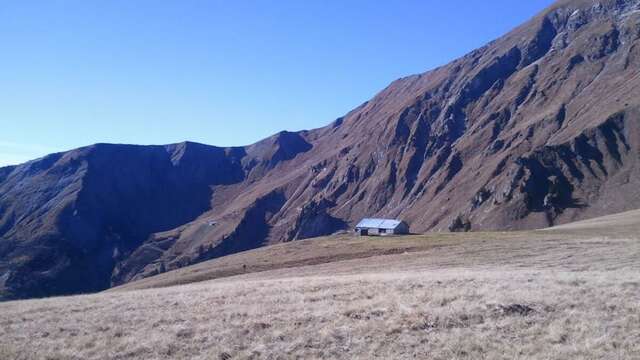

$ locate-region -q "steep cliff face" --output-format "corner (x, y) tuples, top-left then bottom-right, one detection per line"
(2, 0), (640, 300)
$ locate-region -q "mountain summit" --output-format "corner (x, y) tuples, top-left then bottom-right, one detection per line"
(2, 0), (640, 300)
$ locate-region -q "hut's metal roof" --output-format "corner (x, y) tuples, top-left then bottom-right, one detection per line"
(355, 218), (403, 230)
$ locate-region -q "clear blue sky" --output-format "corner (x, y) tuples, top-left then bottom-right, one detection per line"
(0, 0), (555, 166)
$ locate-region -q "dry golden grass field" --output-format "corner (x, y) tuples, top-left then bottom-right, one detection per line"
(1, 210), (639, 359)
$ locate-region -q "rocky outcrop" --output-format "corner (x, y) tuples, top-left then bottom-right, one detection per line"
(287, 198), (347, 240)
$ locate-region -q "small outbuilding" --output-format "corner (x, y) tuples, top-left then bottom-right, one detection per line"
(354, 218), (409, 236)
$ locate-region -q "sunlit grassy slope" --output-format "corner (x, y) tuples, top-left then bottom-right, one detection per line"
(1, 210), (639, 359)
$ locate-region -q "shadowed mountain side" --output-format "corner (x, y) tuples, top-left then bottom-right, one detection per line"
(0, 142), (247, 299)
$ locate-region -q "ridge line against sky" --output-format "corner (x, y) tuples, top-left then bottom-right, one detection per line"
(0, 0), (555, 167)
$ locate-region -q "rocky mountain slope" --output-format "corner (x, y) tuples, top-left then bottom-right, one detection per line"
(2, 0), (640, 300)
